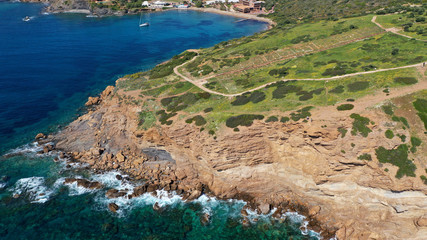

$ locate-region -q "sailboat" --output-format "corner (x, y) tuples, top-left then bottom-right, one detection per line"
(23, 16), (31, 22)
(139, 7), (149, 27)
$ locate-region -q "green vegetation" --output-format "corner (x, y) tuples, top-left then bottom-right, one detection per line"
(358, 153), (372, 161)
(337, 104), (354, 111)
(394, 77), (418, 85)
(421, 175), (427, 185)
(382, 103), (394, 115)
(280, 117), (290, 123)
(375, 6), (427, 40)
(225, 114), (264, 128)
(338, 127), (347, 138)
(266, 116), (279, 122)
(375, 144), (416, 178)
(150, 52), (197, 79)
(413, 98), (427, 130)
(231, 91), (266, 106)
(410, 136), (422, 153)
(138, 111), (156, 130)
(186, 115), (207, 126)
(347, 81), (370, 92)
(397, 133), (407, 142)
(385, 129), (394, 139)
(290, 106), (313, 121)
(350, 113), (372, 137)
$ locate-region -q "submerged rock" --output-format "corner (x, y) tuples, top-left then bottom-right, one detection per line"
(108, 203), (119, 213)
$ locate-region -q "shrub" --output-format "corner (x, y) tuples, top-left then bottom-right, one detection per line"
(338, 127), (347, 138)
(186, 115), (207, 126)
(394, 77), (417, 85)
(391, 115), (410, 128)
(397, 134), (406, 142)
(410, 136), (422, 153)
(266, 116), (278, 122)
(290, 106), (313, 121)
(280, 117), (290, 123)
(269, 67), (289, 77)
(156, 110), (177, 125)
(204, 107), (213, 113)
(413, 98), (427, 130)
(231, 90), (266, 106)
(358, 153), (372, 161)
(375, 144), (416, 178)
(391, 48), (399, 55)
(350, 113), (372, 137)
(329, 85), (344, 94)
(208, 130), (215, 135)
(337, 104), (354, 111)
(385, 129), (394, 139)
(382, 104), (394, 115)
(421, 175), (427, 185)
(272, 83), (302, 99)
(347, 81), (369, 92)
(225, 114), (264, 128)
(149, 51), (197, 79)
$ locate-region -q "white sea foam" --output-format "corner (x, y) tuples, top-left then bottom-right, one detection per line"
(4, 142), (43, 157)
(10, 177), (53, 203)
(0, 182), (6, 189)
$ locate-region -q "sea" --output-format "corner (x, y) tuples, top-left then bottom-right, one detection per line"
(0, 2), (320, 239)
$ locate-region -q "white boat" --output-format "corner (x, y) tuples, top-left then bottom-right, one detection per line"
(23, 16), (31, 22)
(139, 4), (150, 27)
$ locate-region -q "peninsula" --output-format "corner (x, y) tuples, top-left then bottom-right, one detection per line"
(34, 0), (427, 239)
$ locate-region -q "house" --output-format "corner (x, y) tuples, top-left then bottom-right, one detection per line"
(234, 0), (263, 13)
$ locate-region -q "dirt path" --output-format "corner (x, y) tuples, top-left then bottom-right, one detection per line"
(175, 55), (425, 97)
(371, 16), (427, 42)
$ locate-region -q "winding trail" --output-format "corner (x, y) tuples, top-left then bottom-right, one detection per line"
(173, 18), (427, 97)
(371, 16), (427, 42)
(174, 55), (425, 97)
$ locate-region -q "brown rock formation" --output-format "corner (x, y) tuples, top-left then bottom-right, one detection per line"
(51, 85), (427, 239)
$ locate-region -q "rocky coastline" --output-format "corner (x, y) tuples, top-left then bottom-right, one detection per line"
(34, 73), (427, 239)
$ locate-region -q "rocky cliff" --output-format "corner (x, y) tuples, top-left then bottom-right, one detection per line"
(49, 74), (427, 239)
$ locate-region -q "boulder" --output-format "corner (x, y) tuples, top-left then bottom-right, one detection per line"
(115, 175), (123, 180)
(241, 209), (249, 217)
(35, 133), (46, 140)
(116, 152), (125, 163)
(309, 205), (321, 217)
(108, 203), (119, 213)
(43, 144), (54, 153)
(85, 96), (100, 106)
(101, 86), (114, 99)
(200, 212), (210, 226)
(186, 190), (202, 201)
(153, 202), (161, 211)
(64, 178), (103, 189)
(105, 189), (127, 199)
(258, 203), (270, 215)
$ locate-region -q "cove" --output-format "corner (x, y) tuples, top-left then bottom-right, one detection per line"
(0, 2), (268, 153)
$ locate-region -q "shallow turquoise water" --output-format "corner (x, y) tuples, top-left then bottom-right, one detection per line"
(0, 2), (319, 239)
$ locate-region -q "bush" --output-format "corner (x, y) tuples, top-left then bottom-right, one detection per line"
(382, 104), (394, 115)
(186, 115), (207, 126)
(413, 98), (427, 130)
(421, 175), (427, 185)
(410, 136), (422, 153)
(347, 81), (369, 92)
(338, 127), (347, 138)
(156, 110), (177, 125)
(329, 85), (344, 94)
(397, 134), (406, 142)
(269, 67), (289, 77)
(290, 106), (313, 121)
(375, 144), (416, 179)
(225, 114), (264, 128)
(280, 116), (290, 123)
(394, 77), (417, 85)
(266, 116), (278, 122)
(160, 92), (210, 112)
(231, 90), (266, 106)
(272, 83), (302, 99)
(350, 113), (372, 137)
(149, 51), (197, 79)
(358, 153), (372, 161)
(337, 104), (354, 111)
(385, 129), (394, 139)
(204, 107), (213, 113)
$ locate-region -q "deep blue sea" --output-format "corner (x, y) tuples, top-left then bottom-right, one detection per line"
(0, 2), (319, 239)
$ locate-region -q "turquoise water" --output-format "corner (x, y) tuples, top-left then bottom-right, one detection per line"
(0, 2), (318, 239)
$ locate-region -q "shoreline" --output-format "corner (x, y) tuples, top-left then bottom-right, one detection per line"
(185, 7), (275, 28)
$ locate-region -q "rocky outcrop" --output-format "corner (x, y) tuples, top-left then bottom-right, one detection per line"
(64, 178), (103, 189)
(51, 85), (427, 239)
